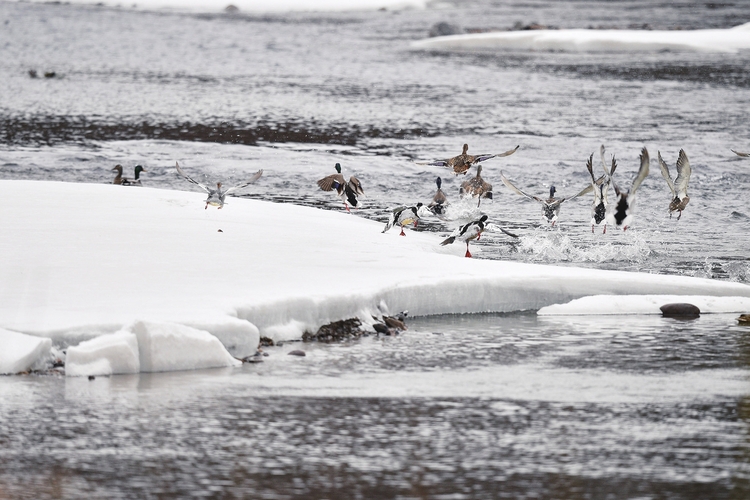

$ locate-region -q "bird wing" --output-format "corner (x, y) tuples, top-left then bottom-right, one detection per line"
(673, 149), (691, 199)
(471, 145), (520, 164)
(431, 188), (447, 206)
(500, 171), (542, 202)
(586, 154), (603, 205)
(731, 149), (750, 157)
(416, 159), (449, 167)
(566, 183), (594, 202)
(658, 151), (676, 197)
(317, 173), (346, 193)
(347, 176), (365, 196)
(485, 223), (519, 239)
(224, 170), (264, 194)
(631, 147), (650, 194)
(175, 162), (210, 193)
(599, 145), (617, 177)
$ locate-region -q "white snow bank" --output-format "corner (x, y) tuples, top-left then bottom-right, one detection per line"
(413, 22), (750, 54)
(1, 180), (749, 347)
(21, 0), (426, 13)
(65, 331), (140, 377)
(538, 295), (750, 316)
(0, 328), (51, 374)
(132, 321), (241, 373)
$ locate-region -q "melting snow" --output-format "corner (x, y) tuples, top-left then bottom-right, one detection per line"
(0, 328), (51, 374)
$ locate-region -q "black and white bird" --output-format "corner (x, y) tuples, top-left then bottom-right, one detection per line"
(175, 162), (263, 209)
(658, 149), (691, 220)
(429, 177), (449, 218)
(460, 164), (493, 207)
(585, 149), (613, 233)
(731, 149), (749, 158)
(439, 214), (489, 258)
(608, 147), (650, 230)
(417, 143), (519, 175)
(317, 163), (365, 212)
(500, 171), (592, 226)
(382, 203), (431, 236)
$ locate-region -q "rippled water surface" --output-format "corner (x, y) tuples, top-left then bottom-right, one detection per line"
(2, 0), (750, 498)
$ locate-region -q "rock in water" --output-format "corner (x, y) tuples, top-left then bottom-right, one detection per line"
(287, 350), (306, 357)
(660, 303), (700, 318)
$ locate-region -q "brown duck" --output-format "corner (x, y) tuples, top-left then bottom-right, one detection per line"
(419, 143), (519, 175)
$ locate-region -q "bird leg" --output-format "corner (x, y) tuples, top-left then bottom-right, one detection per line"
(413, 220), (418, 227)
(591, 225), (595, 233)
(399, 227), (406, 236)
(465, 243), (472, 258)
(603, 225), (607, 234)
(205, 203), (208, 210)
(677, 211), (682, 221)
(345, 203), (350, 213)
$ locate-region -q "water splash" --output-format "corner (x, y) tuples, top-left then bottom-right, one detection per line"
(517, 227), (652, 263)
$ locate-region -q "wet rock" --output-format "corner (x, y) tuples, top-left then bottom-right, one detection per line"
(241, 351), (265, 363)
(660, 303), (700, 319)
(259, 337), (275, 347)
(224, 4), (239, 13)
(429, 22), (463, 37)
(303, 318), (364, 342)
(287, 350), (306, 357)
(88, 375), (95, 380)
(44, 71), (56, 78)
(373, 323), (389, 335)
(738, 314), (750, 325)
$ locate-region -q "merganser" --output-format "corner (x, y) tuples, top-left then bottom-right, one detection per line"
(439, 214), (489, 258)
(608, 147), (650, 230)
(382, 203), (430, 236)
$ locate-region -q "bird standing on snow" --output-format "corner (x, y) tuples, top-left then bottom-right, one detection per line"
(500, 171), (592, 226)
(429, 177), (449, 217)
(460, 164), (493, 206)
(175, 162), (263, 209)
(317, 163), (365, 212)
(382, 203), (431, 236)
(440, 214), (489, 258)
(658, 149), (691, 220)
(585, 148), (612, 233)
(418, 143), (519, 175)
(608, 147), (650, 230)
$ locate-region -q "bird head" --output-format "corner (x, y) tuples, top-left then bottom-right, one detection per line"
(462, 144), (469, 155)
(436, 177), (442, 189)
(334, 163), (342, 174)
(549, 185), (556, 198)
(111, 164), (123, 173)
(134, 165), (146, 174)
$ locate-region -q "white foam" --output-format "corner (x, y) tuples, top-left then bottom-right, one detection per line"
(65, 331), (140, 377)
(538, 295), (750, 315)
(0, 328), (51, 374)
(413, 23), (750, 54)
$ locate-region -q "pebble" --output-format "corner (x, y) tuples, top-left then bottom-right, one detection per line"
(287, 350), (306, 357)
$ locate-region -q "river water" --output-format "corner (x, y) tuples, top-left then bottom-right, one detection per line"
(1, 0), (750, 498)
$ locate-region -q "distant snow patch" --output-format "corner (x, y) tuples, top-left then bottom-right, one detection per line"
(538, 295), (750, 316)
(0, 328), (51, 374)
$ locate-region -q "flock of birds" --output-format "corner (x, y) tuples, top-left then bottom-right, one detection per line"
(108, 145), (748, 259)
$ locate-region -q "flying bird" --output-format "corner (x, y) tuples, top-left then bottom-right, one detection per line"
(382, 203), (431, 236)
(731, 149), (749, 158)
(658, 149), (691, 220)
(608, 147), (650, 230)
(500, 171), (592, 226)
(418, 143), (519, 175)
(175, 162), (263, 209)
(440, 214), (489, 258)
(317, 163), (365, 212)
(585, 148), (613, 233)
(460, 164), (493, 206)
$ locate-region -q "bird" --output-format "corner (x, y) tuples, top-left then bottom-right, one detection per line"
(317, 163), (365, 212)
(608, 147), (650, 230)
(418, 143), (519, 175)
(382, 203), (430, 236)
(428, 177), (449, 218)
(440, 214), (489, 258)
(111, 164), (125, 184)
(658, 149), (691, 220)
(460, 164), (493, 206)
(122, 165), (147, 186)
(174, 162), (263, 209)
(731, 149), (749, 158)
(585, 149), (613, 233)
(500, 171), (592, 226)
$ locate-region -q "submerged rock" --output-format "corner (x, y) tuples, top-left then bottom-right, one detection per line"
(660, 303), (701, 318)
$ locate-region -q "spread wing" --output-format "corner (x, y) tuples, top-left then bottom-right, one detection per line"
(586, 154), (603, 205)
(658, 151), (675, 197)
(600, 144), (617, 177)
(500, 171), (542, 203)
(347, 176), (365, 196)
(566, 183), (594, 202)
(472, 145), (520, 163)
(673, 149), (691, 199)
(224, 170), (264, 194)
(175, 162), (210, 192)
(485, 223), (519, 238)
(317, 173), (346, 193)
(416, 159), (450, 167)
(631, 147), (650, 194)
(731, 149), (749, 157)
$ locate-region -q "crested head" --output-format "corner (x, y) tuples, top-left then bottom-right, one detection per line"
(549, 185), (556, 197)
(334, 163), (342, 174)
(462, 144), (469, 154)
(436, 177), (442, 189)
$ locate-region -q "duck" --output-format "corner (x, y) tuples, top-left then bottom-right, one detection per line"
(500, 171), (592, 227)
(418, 143), (519, 175)
(122, 165), (147, 186)
(607, 147), (650, 230)
(585, 148), (613, 233)
(440, 214), (489, 258)
(658, 149), (691, 220)
(317, 163), (365, 212)
(428, 177), (449, 218)
(175, 162), (263, 209)
(731, 149), (749, 158)
(459, 164), (493, 206)
(382, 203), (431, 236)
(111, 164), (125, 184)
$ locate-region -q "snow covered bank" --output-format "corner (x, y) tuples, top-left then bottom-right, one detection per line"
(0, 329), (51, 374)
(538, 295), (750, 316)
(412, 22), (750, 54)
(1, 180), (749, 353)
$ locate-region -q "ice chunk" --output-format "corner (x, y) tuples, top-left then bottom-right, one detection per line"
(132, 321), (241, 373)
(184, 317), (260, 358)
(0, 328), (51, 374)
(538, 295), (750, 316)
(65, 331), (140, 377)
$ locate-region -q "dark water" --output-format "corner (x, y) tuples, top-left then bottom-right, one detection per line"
(2, 1), (750, 498)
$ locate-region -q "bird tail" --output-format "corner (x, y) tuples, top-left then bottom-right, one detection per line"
(440, 236), (456, 246)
